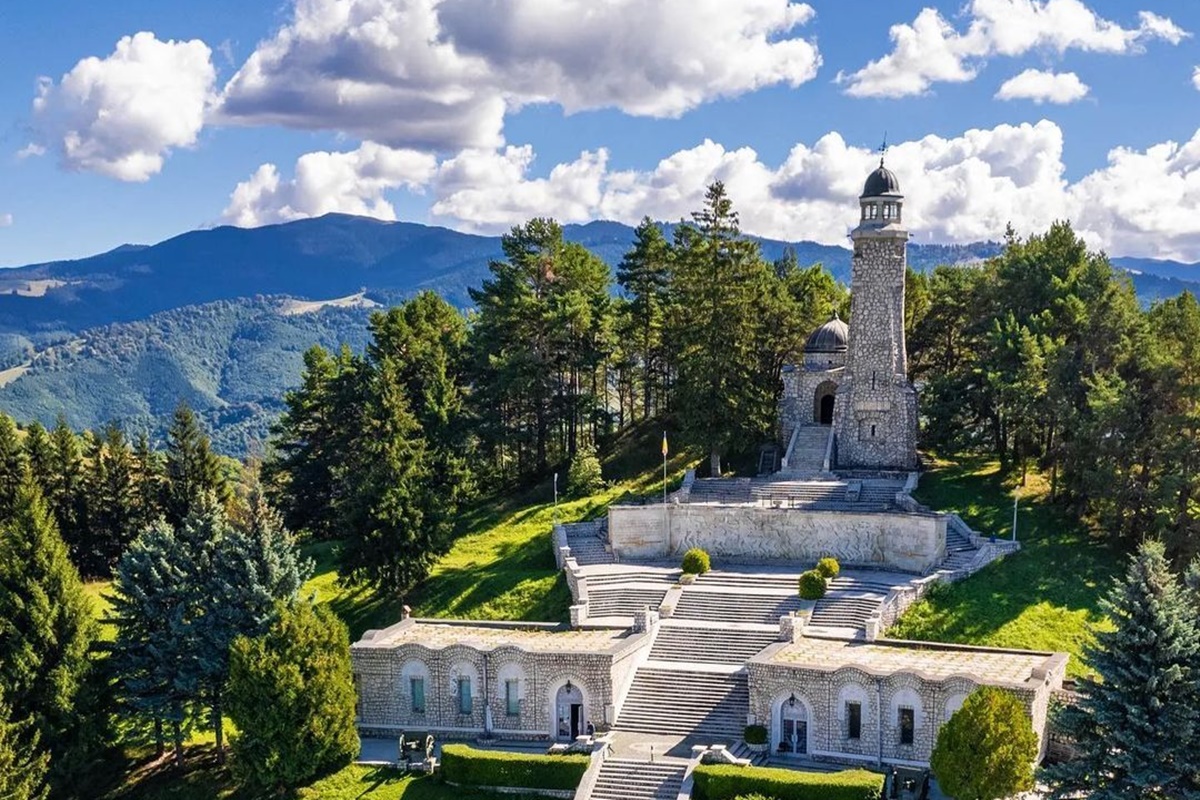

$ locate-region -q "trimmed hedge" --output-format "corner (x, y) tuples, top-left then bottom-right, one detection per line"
(743, 724), (768, 745)
(440, 744), (589, 790)
(682, 547), (712, 575)
(797, 570), (827, 600)
(693, 764), (884, 800)
(816, 556), (841, 579)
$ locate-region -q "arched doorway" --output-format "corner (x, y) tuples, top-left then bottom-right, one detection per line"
(813, 381), (838, 426)
(554, 681), (585, 740)
(778, 697), (809, 755)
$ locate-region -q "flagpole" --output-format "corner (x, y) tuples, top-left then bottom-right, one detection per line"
(662, 431), (668, 505)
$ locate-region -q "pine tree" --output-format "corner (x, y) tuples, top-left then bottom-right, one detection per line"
(265, 345), (355, 539)
(48, 416), (86, 567)
(0, 414), (27, 518)
(23, 422), (55, 497)
(85, 423), (141, 574)
(0, 479), (101, 792)
(0, 692), (48, 800)
(163, 403), (229, 526)
(1046, 540), (1200, 798)
(670, 182), (776, 475)
(226, 602), (358, 793)
(339, 358), (436, 597)
(930, 687), (1037, 800)
(132, 432), (164, 529)
(617, 217), (672, 419)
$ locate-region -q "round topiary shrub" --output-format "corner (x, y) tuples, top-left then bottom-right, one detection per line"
(798, 570), (827, 600)
(743, 724), (768, 745)
(681, 548), (711, 575)
(816, 556), (840, 579)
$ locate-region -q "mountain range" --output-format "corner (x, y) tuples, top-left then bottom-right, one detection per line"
(1, 214), (1196, 453)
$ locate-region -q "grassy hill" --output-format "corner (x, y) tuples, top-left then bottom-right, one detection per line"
(0, 295), (374, 454)
(889, 459), (1116, 678)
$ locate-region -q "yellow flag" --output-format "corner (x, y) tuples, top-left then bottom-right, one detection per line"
(661, 432), (669, 457)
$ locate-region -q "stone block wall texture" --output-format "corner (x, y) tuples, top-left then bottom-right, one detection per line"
(835, 233), (919, 471)
(352, 640), (634, 740)
(746, 661), (1054, 767)
(608, 504), (945, 572)
(780, 366), (843, 446)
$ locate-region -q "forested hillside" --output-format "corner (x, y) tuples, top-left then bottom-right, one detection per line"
(0, 297), (373, 454)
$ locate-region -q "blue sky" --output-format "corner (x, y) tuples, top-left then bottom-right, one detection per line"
(2, 0), (1199, 266)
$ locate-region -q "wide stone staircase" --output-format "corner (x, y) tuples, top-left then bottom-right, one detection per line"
(614, 667), (749, 740)
(808, 576), (892, 630)
(649, 623), (778, 666)
(587, 586), (670, 618)
(782, 425), (831, 475)
(672, 589), (806, 625)
(589, 758), (687, 800)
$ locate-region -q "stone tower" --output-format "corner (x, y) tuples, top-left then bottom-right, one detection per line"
(834, 160), (918, 470)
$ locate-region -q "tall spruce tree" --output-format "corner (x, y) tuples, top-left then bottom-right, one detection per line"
(0, 691), (48, 800)
(23, 422), (54, 496)
(1046, 540), (1200, 798)
(108, 519), (193, 765)
(163, 403), (229, 526)
(339, 358), (437, 596)
(0, 414), (27, 519)
(670, 182), (776, 475)
(0, 479), (102, 793)
(48, 416), (86, 568)
(617, 217), (673, 420)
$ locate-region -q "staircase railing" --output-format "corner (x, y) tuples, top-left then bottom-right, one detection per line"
(780, 423), (801, 470)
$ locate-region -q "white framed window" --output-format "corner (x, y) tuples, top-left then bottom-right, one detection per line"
(506, 679), (520, 716)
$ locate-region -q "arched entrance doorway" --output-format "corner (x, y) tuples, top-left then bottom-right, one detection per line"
(555, 681), (584, 740)
(813, 381), (838, 426)
(779, 697), (808, 755)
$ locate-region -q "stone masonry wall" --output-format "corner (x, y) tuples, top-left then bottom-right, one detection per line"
(608, 503), (945, 572)
(746, 661), (1050, 767)
(353, 641), (620, 740)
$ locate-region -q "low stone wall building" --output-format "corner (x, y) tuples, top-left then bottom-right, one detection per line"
(747, 636), (1068, 767)
(351, 618), (651, 741)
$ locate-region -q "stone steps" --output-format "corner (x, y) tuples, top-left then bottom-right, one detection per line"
(673, 590), (805, 626)
(615, 668), (749, 740)
(588, 758), (686, 800)
(566, 535), (615, 566)
(810, 594), (884, 628)
(587, 571), (677, 588)
(649, 625), (778, 665)
(587, 587), (669, 617)
(694, 572), (800, 590)
(784, 427), (830, 474)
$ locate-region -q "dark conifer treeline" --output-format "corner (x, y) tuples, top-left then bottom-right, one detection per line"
(908, 222), (1200, 562)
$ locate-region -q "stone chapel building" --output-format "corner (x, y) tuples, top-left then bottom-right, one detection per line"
(351, 162), (1066, 775)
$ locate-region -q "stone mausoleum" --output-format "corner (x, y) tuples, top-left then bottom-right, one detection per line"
(351, 162), (1067, 787)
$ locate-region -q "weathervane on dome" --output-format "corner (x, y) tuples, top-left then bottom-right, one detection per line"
(878, 132), (888, 167)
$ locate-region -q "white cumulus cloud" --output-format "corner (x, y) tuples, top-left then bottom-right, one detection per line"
(0, 214), (12, 228)
(1193, 66), (1200, 90)
(217, 0), (820, 150)
(32, 32), (217, 181)
(996, 69), (1089, 103)
(222, 122), (1200, 261)
(222, 142), (438, 227)
(840, 0), (1187, 98)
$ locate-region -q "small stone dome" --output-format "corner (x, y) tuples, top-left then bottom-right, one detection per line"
(861, 161), (901, 198)
(804, 314), (849, 353)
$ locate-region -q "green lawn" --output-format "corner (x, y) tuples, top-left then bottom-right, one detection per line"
(888, 458), (1118, 678)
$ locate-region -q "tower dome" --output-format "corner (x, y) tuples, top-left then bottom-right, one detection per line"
(861, 160), (901, 198)
(804, 313), (849, 354)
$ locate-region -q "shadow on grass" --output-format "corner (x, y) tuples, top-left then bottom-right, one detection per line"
(890, 458), (1120, 676)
